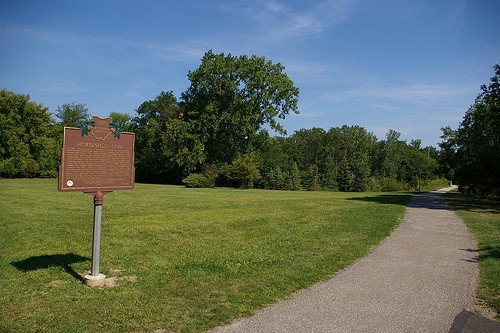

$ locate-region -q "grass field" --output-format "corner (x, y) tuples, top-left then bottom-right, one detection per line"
(0, 179), (412, 332)
(444, 192), (500, 319)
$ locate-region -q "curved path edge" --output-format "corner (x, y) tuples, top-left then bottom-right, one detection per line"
(210, 188), (480, 333)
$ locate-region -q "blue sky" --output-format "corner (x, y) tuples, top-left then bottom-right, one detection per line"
(1, 0), (499, 147)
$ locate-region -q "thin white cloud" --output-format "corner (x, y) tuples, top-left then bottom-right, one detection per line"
(220, 0), (354, 42)
(321, 82), (474, 107)
(282, 60), (333, 82)
(124, 91), (144, 100)
(1, 22), (208, 68)
(38, 74), (88, 94)
(149, 39), (213, 63)
(446, 0), (467, 29)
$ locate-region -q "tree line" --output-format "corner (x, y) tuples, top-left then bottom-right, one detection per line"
(1, 51), (497, 194)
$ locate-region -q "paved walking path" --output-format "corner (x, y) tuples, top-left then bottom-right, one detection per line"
(210, 188), (481, 333)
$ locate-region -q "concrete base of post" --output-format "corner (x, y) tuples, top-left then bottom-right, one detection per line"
(84, 273), (106, 287)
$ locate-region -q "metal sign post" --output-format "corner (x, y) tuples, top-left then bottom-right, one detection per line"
(83, 191), (111, 285)
(91, 192), (103, 276)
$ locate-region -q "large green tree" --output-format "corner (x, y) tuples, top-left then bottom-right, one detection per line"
(438, 126), (458, 181)
(377, 130), (406, 180)
(0, 89), (59, 178)
(181, 50), (300, 165)
(335, 125), (377, 191)
(133, 91), (205, 183)
(133, 91), (180, 183)
(451, 65), (500, 195)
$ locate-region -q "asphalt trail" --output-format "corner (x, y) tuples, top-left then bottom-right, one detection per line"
(210, 188), (479, 333)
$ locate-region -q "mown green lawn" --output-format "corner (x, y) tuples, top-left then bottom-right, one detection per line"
(444, 192), (500, 319)
(0, 179), (411, 332)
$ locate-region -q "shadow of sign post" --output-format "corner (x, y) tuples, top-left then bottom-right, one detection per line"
(58, 116), (135, 287)
(11, 253), (90, 282)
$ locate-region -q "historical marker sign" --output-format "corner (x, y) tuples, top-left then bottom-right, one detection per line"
(58, 116), (135, 286)
(58, 116), (135, 192)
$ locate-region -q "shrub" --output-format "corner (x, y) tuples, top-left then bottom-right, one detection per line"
(225, 152), (261, 189)
(182, 173), (211, 188)
(203, 164), (220, 187)
(366, 177), (382, 192)
(378, 177), (405, 192)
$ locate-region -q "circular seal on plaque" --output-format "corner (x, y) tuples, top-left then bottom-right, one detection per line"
(67, 180), (74, 187)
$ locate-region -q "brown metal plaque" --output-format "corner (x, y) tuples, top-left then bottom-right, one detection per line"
(58, 116), (135, 192)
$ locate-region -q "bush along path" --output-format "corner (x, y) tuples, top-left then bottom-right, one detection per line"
(210, 188), (489, 333)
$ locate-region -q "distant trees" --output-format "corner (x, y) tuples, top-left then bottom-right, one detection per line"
(109, 111), (133, 131)
(440, 65), (500, 195)
(55, 102), (90, 127)
(0, 89), (59, 177)
(2, 51), (460, 192)
(0, 90), (136, 179)
(254, 126), (439, 192)
(91, 46), (448, 191)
